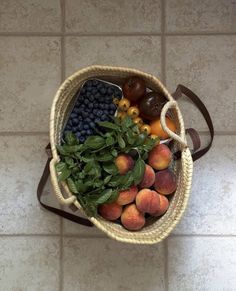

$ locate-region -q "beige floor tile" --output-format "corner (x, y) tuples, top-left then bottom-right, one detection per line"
(65, 36), (162, 78)
(0, 237), (60, 290)
(168, 237), (236, 291)
(0, 37), (61, 131)
(166, 0), (236, 33)
(0, 0), (61, 33)
(0, 135), (60, 234)
(63, 238), (165, 291)
(173, 135), (236, 235)
(65, 0), (161, 33)
(166, 35), (236, 131)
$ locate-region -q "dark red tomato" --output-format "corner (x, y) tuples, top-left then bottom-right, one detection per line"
(122, 76), (146, 102)
(139, 92), (167, 120)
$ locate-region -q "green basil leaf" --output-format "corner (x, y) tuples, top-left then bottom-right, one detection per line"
(63, 145), (82, 153)
(95, 189), (113, 205)
(84, 136), (105, 149)
(75, 180), (87, 193)
(79, 155), (94, 163)
(108, 175), (124, 187)
(106, 189), (119, 204)
(98, 121), (120, 131)
(125, 129), (136, 145)
(122, 116), (133, 128)
(95, 153), (114, 162)
(56, 162), (66, 172)
(67, 178), (78, 193)
(105, 136), (115, 146)
(65, 157), (74, 167)
(117, 134), (126, 148)
(56, 145), (68, 156)
(58, 166), (71, 181)
(103, 163), (119, 175)
(111, 149), (118, 157)
(133, 133), (147, 146)
(132, 158), (145, 185)
(84, 161), (94, 173)
(104, 175), (112, 184)
(65, 132), (78, 145)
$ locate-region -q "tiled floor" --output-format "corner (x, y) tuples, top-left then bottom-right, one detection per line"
(0, 1), (236, 290)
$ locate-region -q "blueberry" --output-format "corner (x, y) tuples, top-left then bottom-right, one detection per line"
(95, 93), (100, 99)
(95, 118), (100, 123)
(76, 132), (81, 138)
(109, 103), (117, 110)
(92, 80), (98, 86)
(100, 87), (106, 94)
(72, 127), (77, 133)
(87, 129), (93, 135)
(88, 95), (94, 102)
(107, 87), (114, 95)
(80, 136), (85, 143)
(84, 117), (90, 123)
(93, 102), (99, 108)
(78, 95), (84, 102)
(84, 99), (89, 105)
(109, 110), (115, 115)
(81, 87), (86, 94)
(83, 124), (89, 130)
(82, 111), (88, 118)
(78, 123), (83, 130)
(99, 103), (104, 109)
(97, 110), (103, 117)
(86, 86), (92, 92)
(73, 107), (80, 114)
(78, 116), (83, 121)
(104, 110), (109, 115)
(88, 103), (93, 109)
(72, 118), (79, 125)
(81, 130), (86, 135)
(68, 119), (73, 126)
(101, 115), (107, 121)
(70, 112), (77, 119)
(86, 80), (93, 87)
(65, 125), (72, 131)
(89, 113), (94, 119)
(89, 122), (95, 128)
(80, 104), (85, 109)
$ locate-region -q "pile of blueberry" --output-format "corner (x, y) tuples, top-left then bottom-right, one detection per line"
(63, 79), (122, 143)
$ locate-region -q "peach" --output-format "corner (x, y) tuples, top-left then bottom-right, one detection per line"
(136, 189), (160, 214)
(98, 202), (122, 221)
(154, 169), (177, 195)
(115, 154), (134, 175)
(148, 144), (172, 170)
(116, 185), (138, 205)
(121, 204), (145, 231)
(139, 164), (155, 189)
(152, 194), (169, 217)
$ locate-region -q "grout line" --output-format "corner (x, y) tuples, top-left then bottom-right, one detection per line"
(0, 32), (236, 37)
(164, 239), (169, 291)
(161, 0), (166, 85)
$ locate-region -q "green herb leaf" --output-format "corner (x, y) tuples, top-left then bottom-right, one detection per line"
(105, 136), (115, 146)
(104, 175), (112, 184)
(117, 134), (125, 148)
(103, 163), (119, 175)
(56, 161), (66, 172)
(122, 116), (133, 128)
(67, 178), (78, 193)
(65, 157), (74, 167)
(132, 158), (145, 185)
(65, 132), (78, 145)
(95, 153), (114, 162)
(75, 180), (87, 193)
(106, 189), (119, 203)
(84, 136), (106, 149)
(57, 165), (71, 181)
(98, 121), (120, 131)
(95, 189), (114, 205)
(111, 149), (118, 157)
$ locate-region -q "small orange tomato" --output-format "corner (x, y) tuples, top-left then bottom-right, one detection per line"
(127, 106), (140, 118)
(117, 111), (126, 120)
(133, 117), (143, 127)
(118, 98), (130, 111)
(140, 124), (151, 135)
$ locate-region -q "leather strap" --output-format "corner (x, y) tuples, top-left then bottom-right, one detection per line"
(37, 144), (93, 227)
(172, 84), (214, 161)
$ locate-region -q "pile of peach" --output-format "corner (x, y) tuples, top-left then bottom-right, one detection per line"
(98, 143), (176, 231)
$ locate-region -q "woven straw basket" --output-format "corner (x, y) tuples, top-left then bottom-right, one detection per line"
(49, 65), (193, 244)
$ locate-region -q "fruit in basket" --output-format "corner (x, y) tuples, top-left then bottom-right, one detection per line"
(152, 194), (169, 217)
(139, 92), (167, 120)
(140, 124), (151, 135)
(121, 204), (145, 230)
(148, 144), (172, 170)
(150, 117), (177, 139)
(136, 189), (160, 214)
(116, 185), (138, 205)
(118, 98), (130, 111)
(117, 111), (126, 120)
(127, 106), (140, 118)
(133, 117), (143, 127)
(99, 202), (122, 221)
(150, 134), (160, 145)
(154, 169), (177, 195)
(122, 76), (146, 102)
(115, 154), (135, 175)
(139, 164), (155, 188)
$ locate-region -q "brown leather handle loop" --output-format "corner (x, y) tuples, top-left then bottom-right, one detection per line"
(172, 84), (214, 161)
(37, 144), (93, 227)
